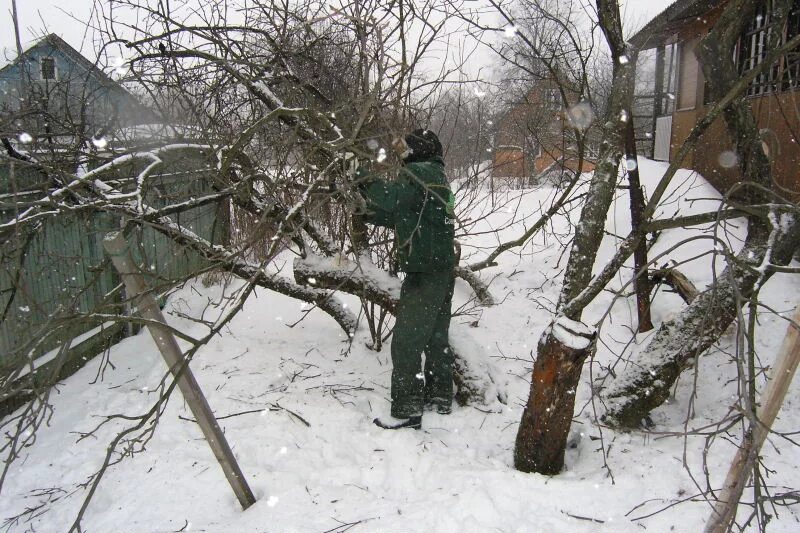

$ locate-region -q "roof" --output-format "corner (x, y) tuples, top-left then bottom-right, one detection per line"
(0, 34), (121, 90)
(629, 0), (727, 50)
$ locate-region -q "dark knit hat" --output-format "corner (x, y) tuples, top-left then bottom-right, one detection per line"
(404, 128), (442, 162)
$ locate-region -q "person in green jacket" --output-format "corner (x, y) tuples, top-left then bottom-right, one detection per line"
(360, 129), (456, 430)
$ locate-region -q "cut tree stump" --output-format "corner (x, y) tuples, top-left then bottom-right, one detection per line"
(514, 316), (596, 474)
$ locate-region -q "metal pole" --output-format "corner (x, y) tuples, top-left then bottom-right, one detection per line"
(103, 231), (256, 510)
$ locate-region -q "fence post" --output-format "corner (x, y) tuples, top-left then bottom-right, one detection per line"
(103, 231), (256, 510)
(704, 303), (800, 532)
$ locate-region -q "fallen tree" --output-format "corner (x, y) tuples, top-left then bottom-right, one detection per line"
(602, 0), (800, 428)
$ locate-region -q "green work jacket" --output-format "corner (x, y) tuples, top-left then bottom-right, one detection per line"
(361, 156), (455, 272)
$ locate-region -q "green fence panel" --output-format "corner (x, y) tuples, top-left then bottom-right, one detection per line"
(1, 151), (227, 370)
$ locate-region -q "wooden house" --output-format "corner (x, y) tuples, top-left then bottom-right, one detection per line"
(0, 36), (224, 394)
(0, 34), (152, 146)
(632, 0), (800, 197)
(492, 79), (596, 184)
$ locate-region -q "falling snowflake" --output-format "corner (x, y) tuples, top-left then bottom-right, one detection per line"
(566, 102), (594, 131)
(618, 55), (630, 65)
(504, 25), (518, 37)
(718, 150), (738, 168)
(112, 56), (129, 76)
(19, 132), (33, 144)
(92, 136), (108, 149)
(267, 495), (279, 507)
(376, 148), (387, 163)
(625, 158), (638, 171)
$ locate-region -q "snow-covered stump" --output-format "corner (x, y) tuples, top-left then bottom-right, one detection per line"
(450, 323), (508, 410)
(514, 317), (596, 475)
(292, 255), (505, 409)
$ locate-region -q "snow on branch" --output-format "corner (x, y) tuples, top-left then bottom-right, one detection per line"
(295, 254), (496, 310)
(293, 254), (400, 312)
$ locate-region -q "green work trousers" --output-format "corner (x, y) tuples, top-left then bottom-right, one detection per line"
(390, 270), (455, 418)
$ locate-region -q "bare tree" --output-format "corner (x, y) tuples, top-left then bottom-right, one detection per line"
(455, 0), (800, 492)
(0, 1), (506, 528)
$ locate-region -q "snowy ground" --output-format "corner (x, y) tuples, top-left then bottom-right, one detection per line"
(2, 159), (799, 532)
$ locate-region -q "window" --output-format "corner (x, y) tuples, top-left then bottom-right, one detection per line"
(661, 42), (679, 114)
(545, 88), (561, 109)
(40, 57), (56, 80)
(738, 0), (800, 96)
(781, 1), (800, 90)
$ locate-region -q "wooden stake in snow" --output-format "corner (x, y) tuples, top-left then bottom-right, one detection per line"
(704, 303), (800, 533)
(103, 231), (256, 510)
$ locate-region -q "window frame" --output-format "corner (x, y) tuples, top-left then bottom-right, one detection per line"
(736, 0), (800, 97)
(39, 56), (57, 81)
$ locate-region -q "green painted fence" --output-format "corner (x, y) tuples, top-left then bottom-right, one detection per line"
(0, 148), (228, 372)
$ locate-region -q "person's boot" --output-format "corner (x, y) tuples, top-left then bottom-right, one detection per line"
(373, 415), (422, 430)
(424, 397), (452, 415)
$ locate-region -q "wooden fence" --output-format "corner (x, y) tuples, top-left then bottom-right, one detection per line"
(0, 148), (228, 377)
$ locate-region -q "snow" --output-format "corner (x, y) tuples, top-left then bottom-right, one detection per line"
(550, 316), (595, 350)
(1, 159), (799, 532)
(296, 253), (402, 300)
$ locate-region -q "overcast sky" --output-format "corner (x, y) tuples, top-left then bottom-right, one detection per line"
(1, 0), (676, 65)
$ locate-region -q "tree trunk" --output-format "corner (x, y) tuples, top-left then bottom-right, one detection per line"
(514, 0), (633, 475)
(515, 317), (596, 474)
(604, 216), (800, 428)
(624, 118), (653, 332)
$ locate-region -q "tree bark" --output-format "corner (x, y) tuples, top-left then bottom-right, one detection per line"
(651, 267), (699, 304)
(514, 0), (634, 475)
(624, 118), (653, 332)
(514, 317), (596, 474)
(604, 216), (800, 428)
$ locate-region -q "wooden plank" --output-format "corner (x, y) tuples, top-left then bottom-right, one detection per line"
(705, 303), (800, 532)
(103, 231), (256, 510)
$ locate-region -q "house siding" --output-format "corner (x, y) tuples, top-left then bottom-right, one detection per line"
(650, 1), (800, 199)
(674, 91), (800, 197)
(492, 81), (596, 180)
